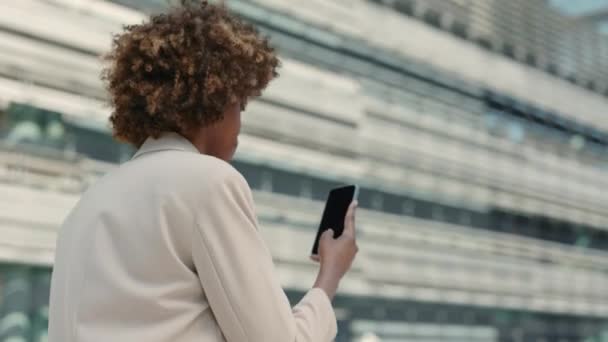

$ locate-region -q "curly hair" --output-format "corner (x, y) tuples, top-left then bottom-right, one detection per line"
(102, 1), (279, 147)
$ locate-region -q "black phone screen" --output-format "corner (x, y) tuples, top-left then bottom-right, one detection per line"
(311, 185), (357, 255)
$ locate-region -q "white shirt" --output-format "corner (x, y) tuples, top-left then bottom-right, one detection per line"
(49, 132), (337, 342)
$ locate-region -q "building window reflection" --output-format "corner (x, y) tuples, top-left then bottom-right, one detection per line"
(484, 110), (501, 135)
(507, 120), (525, 143)
(0, 265), (51, 342)
(1, 103), (134, 163)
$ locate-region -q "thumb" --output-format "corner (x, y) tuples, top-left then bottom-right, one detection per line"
(322, 229), (335, 240)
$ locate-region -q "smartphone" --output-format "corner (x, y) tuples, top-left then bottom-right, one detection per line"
(311, 185), (359, 256)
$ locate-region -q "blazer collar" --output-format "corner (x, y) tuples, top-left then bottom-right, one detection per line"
(131, 132), (200, 160)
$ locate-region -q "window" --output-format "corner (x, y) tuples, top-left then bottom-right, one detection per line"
(261, 171), (273, 192)
(311, 178), (343, 201)
(4, 103), (61, 147)
(431, 204), (444, 221)
(271, 168), (301, 197)
(0, 265), (51, 341)
(458, 211), (472, 226)
(402, 199), (415, 215)
(371, 194), (384, 211)
(507, 120), (525, 143)
(69, 125), (122, 163)
(547, 63), (559, 75)
(414, 199), (434, 220)
(569, 135), (585, 150)
(300, 179), (312, 199)
(451, 21), (468, 38)
(441, 205), (463, 225)
(383, 193), (403, 214)
(484, 110), (502, 135)
(1, 103), (131, 163)
(502, 43), (516, 59)
(394, 0), (414, 16)
(525, 53), (537, 67)
(119, 144), (135, 163)
(422, 9), (441, 28)
(232, 160), (263, 189)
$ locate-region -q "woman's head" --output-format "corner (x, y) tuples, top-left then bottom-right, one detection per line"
(102, 0), (279, 159)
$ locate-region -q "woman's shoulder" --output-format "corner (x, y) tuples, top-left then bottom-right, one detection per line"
(176, 154), (255, 214)
(176, 153), (250, 191)
(116, 150), (251, 200)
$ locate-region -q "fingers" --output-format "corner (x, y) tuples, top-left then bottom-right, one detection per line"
(312, 230), (334, 263)
(343, 200), (358, 236)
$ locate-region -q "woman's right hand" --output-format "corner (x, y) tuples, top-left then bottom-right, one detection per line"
(312, 201), (359, 300)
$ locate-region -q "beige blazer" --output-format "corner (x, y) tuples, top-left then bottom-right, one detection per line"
(48, 132), (337, 342)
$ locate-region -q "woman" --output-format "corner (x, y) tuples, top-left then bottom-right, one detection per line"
(48, 1), (358, 341)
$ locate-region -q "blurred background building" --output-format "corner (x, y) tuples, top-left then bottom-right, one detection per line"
(2, 0), (608, 341)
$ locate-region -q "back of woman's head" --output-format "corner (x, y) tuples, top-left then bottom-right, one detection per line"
(102, 0), (279, 147)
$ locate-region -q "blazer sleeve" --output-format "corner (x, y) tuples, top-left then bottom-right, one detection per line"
(191, 168), (337, 342)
